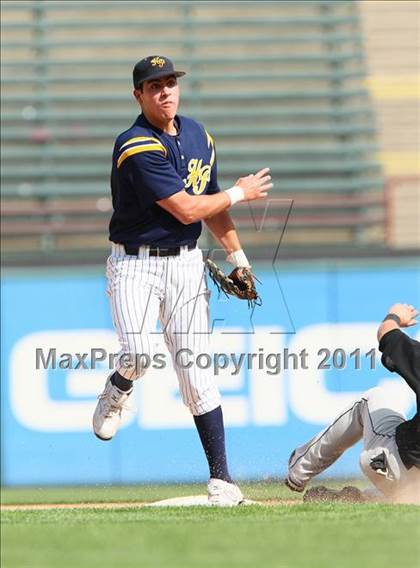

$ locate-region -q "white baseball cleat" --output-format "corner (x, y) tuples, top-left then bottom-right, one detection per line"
(207, 478), (244, 506)
(93, 376), (133, 441)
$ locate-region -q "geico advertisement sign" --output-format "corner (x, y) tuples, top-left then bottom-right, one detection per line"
(9, 325), (416, 432)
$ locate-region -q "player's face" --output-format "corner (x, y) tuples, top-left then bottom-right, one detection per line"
(135, 75), (180, 124)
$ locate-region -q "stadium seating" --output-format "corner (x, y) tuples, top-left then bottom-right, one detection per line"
(1, 0), (385, 263)
(359, 0), (420, 250)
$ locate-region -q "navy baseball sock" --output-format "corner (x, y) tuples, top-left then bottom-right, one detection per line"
(110, 371), (133, 392)
(194, 406), (233, 483)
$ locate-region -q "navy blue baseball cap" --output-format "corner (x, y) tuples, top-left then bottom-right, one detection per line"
(133, 55), (186, 88)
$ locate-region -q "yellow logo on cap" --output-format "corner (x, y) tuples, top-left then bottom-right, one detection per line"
(151, 57), (166, 68)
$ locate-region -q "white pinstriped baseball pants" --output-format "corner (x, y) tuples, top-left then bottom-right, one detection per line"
(106, 243), (221, 416)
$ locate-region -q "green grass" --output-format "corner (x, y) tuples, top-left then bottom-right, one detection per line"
(2, 483), (420, 568)
(0, 479), (368, 505)
(1, 483), (211, 505)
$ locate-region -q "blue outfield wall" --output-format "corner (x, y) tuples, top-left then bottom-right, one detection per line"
(1, 260), (419, 486)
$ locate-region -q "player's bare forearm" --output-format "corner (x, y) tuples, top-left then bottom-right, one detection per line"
(158, 191), (231, 224)
(186, 193), (233, 223)
(204, 210), (242, 254)
(377, 320), (400, 342)
(157, 167), (272, 225)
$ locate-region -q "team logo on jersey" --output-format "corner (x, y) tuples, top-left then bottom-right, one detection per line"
(184, 159), (211, 195)
(150, 57), (166, 68)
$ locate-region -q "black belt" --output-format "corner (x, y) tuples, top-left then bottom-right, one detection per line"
(123, 242), (197, 257)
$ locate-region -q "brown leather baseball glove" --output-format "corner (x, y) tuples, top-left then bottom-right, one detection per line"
(206, 259), (261, 308)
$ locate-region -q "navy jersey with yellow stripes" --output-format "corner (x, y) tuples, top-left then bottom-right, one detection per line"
(109, 113), (220, 247)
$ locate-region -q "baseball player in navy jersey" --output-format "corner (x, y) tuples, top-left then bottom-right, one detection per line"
(285, 303), (420, 504)
(93, 55), (273, 505)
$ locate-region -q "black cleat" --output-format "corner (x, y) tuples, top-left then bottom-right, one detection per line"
(284, 477), (305, 493)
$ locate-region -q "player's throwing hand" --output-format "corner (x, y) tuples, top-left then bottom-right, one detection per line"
(235, 167), (273, 201)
